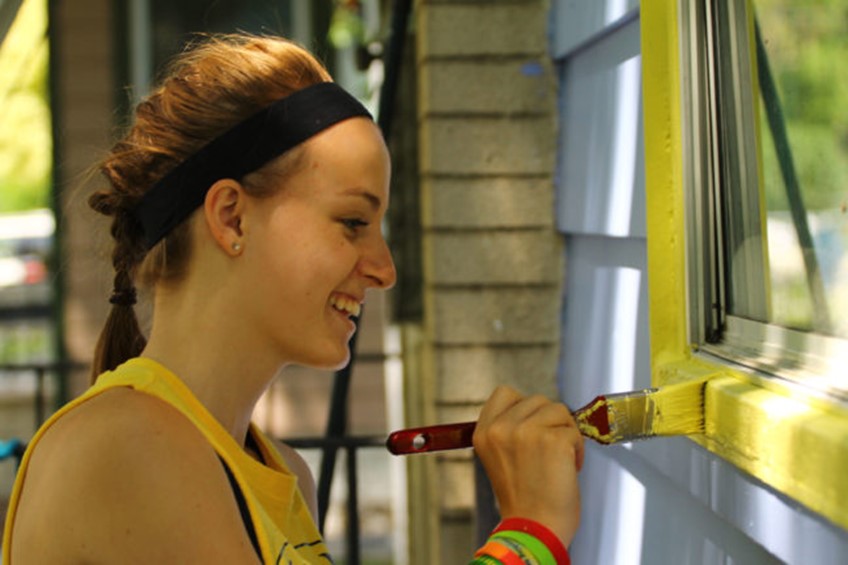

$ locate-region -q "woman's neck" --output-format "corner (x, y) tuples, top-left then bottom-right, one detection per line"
(141, 285), (285, 446)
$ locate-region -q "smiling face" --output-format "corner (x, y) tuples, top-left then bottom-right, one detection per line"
(235, 117), (396, 369)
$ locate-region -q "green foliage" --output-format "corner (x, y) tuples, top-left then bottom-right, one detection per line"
(756, 0), (848, 212)
(0, 179), (50, 212)
(328, 1), (365, 49)
(0, 324), (52, 364)
(0, 0), (52, 214)
(762, 122), (848, 211)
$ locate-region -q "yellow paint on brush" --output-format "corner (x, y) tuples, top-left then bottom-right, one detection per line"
(575, 397), (614, 443)
(648, 379), (707, 435)
(607, 393), (654, 440)
(603, 379), (706, 440)
(575, 380), (708, 444)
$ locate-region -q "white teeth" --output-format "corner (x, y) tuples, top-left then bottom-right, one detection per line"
(330, 295), (361, 317)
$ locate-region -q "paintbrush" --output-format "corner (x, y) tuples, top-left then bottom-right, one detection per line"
(386, 379), (707, 455)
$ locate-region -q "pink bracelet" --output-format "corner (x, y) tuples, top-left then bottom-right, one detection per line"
(493, 518), (571, 565)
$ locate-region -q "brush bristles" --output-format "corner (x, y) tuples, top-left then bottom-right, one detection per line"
(649, 379), (706, 436)
(603, 379), (706, 442)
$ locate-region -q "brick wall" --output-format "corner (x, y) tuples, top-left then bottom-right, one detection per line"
(411, 0), (561, 562)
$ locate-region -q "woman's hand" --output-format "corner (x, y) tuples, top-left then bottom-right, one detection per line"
(473, 386), (584, 547)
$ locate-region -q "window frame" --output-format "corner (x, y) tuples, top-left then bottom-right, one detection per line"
(643, 0), (848, 532)
(686, 0), (848, 400)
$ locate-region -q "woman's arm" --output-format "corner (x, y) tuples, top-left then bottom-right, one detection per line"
(9, 388), (262, 564)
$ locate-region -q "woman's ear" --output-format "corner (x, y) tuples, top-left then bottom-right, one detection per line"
(203, 179), (246, 256)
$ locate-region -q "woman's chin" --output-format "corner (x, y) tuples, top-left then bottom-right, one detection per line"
(298, 346), (351, 371)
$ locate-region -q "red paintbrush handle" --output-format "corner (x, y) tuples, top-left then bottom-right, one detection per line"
(386, 421), (477, 455)
(386, 397), (608, 455)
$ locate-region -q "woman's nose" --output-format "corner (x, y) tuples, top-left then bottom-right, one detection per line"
(361, 237), (397, 290)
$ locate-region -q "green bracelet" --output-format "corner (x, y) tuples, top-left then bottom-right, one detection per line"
(492, 530), (556, 565)
(489, 534), (538, 564)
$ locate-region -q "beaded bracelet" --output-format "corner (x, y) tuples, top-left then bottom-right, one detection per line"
(493, 518), (570, 565)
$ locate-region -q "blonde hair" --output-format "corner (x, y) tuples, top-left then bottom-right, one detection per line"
(87, 34), (332, 380)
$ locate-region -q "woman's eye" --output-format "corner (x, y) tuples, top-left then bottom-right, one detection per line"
(342, 218), (369, 232)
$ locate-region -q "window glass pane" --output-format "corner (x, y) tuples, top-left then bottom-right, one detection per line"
(727, 0), (848, 338)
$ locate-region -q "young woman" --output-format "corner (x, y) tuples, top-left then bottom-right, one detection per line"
(2, 34), (583, 564)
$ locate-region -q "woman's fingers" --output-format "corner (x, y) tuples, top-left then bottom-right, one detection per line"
(475, 385), (523, 427)
(475, 386), (584, 470)
(473, 386), (584, 546)
(532, 402), (585, 471)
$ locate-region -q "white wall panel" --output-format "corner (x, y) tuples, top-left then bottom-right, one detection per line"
(570, 436), (848, 564)
(571, 443), (785, 564)
(558, 235), (650, 404)
(557, 16), (646, 238)
(551, 0), (639, 59)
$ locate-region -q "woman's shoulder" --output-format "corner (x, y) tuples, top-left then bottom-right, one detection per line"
(9, 387), (260, 563)
(35, 386), (209, 464)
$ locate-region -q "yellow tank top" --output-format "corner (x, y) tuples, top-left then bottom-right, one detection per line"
(3, 357), (331, 564)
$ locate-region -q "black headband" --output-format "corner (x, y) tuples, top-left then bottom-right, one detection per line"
(132, 81), (372, 249)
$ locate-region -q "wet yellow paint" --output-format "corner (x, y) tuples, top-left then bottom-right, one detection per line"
(642, 0), (848, 532)
(699, 376), (848, 529)
(641, 0), (688, 372)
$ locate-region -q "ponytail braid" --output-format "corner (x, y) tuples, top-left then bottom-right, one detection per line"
(88, 198), (148, 381)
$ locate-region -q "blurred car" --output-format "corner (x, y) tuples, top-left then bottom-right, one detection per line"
(0, 209), (54, 312)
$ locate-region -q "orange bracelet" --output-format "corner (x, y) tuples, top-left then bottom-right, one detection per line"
(493, 518), (570, 565)
(474, 540), (527, 565)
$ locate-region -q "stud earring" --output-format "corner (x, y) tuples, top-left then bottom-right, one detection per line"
(232, 242), (242, 253)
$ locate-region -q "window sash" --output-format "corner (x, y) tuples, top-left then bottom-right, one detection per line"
(642, 0), (848, 535)
(682, 0), (848, 399)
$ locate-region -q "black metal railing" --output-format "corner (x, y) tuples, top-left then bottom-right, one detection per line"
(0, 361), (77, 478)
(0, 361), (79, 429)
(284, 434), (387, 565)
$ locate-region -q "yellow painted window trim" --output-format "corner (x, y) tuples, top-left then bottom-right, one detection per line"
(641, 0), (848, 532)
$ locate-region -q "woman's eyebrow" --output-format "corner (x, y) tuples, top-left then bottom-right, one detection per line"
(342, 188), (382, 211)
